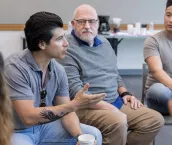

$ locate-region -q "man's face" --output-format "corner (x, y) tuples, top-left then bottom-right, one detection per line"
(164, 6), (172, 32)
(43, 28), (68, 59)
(72, 9), (99, 44)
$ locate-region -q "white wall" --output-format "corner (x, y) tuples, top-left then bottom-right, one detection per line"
(0, 31), (23, 59)
(0, 0), (166, 24)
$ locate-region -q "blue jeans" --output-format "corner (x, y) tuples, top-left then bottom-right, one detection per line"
(11, 119), (102, 145)
(146, 83), (172, 115)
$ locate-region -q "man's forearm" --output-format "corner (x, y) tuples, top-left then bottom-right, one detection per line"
(152, 70), (172, 90)
(61, 112), (82, 138)
(18, 100), (77, 126)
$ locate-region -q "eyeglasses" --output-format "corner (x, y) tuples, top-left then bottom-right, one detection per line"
(39, 90), (47, 107)
(74, 19), (99, 26)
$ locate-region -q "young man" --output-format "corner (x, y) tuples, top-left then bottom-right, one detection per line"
(144, 0), (172, 115)
(4, 11), (105, 145)
(58, 4), (164, 145)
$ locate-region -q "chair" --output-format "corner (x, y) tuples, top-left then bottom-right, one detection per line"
(142, 63), (172, 145)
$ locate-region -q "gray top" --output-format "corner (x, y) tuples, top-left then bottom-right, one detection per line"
(144, 30), (172, 92)
(4, 49), (69, 130)
(58, 34), (125, 103)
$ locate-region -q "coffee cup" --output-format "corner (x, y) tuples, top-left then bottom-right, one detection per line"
(127, 24), (133, 34)
(78, 134), (95, 145)
(135, 22), (141, 35)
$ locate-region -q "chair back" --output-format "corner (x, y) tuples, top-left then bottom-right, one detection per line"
(141, 63), (149, 104)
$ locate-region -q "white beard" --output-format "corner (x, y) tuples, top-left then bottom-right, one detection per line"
(79, 34), (94, 44)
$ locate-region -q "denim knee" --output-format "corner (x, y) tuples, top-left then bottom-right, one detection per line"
(89, 126), (102, 145)
(146, 83), (172, 114)
(80, 124), (102, 145)
(146, 83), (171, 101)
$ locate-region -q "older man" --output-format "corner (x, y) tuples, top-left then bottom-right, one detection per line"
(58, 4), (164, 145)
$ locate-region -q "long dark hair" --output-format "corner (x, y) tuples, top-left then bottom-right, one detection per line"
(0, 53), (13, 145)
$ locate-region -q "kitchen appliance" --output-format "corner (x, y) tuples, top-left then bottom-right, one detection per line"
(98, 15), (110, 34)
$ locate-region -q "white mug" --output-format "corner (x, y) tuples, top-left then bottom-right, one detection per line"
(135, 22), (141, 35)
(127, 24), (133, 34)
(78, 134), (95, 145)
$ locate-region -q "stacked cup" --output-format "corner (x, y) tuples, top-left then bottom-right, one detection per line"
(135, 22), (141, 35)
(127, 24), (133, 35)
(78, 134), (95, 145)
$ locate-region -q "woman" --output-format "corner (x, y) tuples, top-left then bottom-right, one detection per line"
(0, 53), (13, 145)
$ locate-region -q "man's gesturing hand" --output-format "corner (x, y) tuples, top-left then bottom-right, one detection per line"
(73, 83), (106, 109)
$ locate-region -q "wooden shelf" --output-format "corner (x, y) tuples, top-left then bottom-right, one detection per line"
(119, 24), (164, 30)
(0, 24), (164, 31)
(0, 24), (68, 31)
(0, 24), (25, 31)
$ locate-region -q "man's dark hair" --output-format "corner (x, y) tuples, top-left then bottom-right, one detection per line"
(24, 11), (63, 51)
(166, 0), (172, 9)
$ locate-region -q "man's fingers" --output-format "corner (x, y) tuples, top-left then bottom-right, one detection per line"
(86, 93), (106, 104)
(137, 100), (141, 108)
(130, 96), (135, 109)
(138, 101), (144, 107)
(134, 99), (138, 109)
(133, 99), (143, 110)
(91, 93), (106, 99)
(79, 83), (90, 94)
(138, 100), (142, 108)
(89, 93), (106, 101)
(122, 96), (128, 104)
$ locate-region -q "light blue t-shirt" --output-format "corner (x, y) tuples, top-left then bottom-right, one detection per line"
(4, 49), (69, 129)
